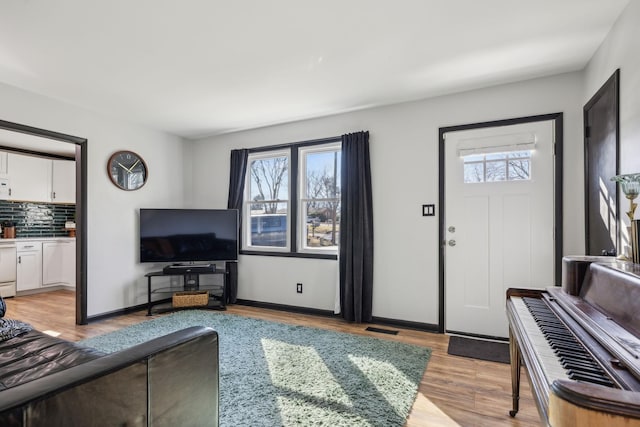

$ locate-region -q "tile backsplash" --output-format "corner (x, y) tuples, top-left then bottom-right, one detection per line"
(0, 200), (75, 238)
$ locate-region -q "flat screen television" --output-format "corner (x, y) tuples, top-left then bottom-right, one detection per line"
(140, 208), (238, 263)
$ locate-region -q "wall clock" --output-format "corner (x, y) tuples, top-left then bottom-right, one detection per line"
(107, 150), (148, 190)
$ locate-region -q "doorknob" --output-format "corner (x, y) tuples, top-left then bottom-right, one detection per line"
(448, 239), (456, 246)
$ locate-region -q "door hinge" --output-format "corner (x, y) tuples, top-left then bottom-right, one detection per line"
(585, 126), (591, 138)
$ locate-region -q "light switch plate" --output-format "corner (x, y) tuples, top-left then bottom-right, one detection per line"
(422, 204), (435, 216)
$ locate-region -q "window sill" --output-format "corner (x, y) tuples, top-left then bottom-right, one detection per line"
(240, 250), (337, 260)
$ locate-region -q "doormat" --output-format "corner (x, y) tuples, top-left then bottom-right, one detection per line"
(447, 336), (510, 364)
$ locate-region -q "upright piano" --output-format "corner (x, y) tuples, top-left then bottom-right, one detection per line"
(507, 256), (640, 427)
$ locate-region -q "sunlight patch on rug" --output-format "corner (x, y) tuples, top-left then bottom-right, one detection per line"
(262, 338), (352, 407)
(349, 355), (418, 416)
(277, 395), (369, 427)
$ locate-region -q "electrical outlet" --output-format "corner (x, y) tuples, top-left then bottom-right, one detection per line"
(296, 283), (303, 293)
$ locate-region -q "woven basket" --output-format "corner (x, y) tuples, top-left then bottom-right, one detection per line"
(172, 291), (209, 308)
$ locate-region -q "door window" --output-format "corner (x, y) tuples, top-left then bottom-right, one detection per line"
(463, 151), (531, 183)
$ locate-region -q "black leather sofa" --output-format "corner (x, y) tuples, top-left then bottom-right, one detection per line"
(0, 324), (219, 427)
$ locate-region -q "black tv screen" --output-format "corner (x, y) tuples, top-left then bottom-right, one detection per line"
(140, 209), (238, 263)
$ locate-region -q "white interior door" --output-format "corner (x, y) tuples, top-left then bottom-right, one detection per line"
(444, 120), (555, 338)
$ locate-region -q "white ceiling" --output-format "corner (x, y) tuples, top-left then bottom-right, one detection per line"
(0, 0), (630, 141)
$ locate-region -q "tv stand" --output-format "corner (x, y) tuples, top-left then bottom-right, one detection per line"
(162, 263), (215, 274)
(145, 267), (227, 315)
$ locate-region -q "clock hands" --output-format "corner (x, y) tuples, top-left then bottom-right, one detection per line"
(116, 159), (141, 174)
(116, 161), (131, 173)
(129, 159), (140, 172)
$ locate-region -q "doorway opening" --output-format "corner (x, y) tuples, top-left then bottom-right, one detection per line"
(0, 119), (87, 325)
(584, 69), (619, 256)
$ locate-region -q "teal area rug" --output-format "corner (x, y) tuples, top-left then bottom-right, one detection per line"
(79, 311), (431, 427)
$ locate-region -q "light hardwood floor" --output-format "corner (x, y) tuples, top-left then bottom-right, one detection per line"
(5, 290), (542, 427)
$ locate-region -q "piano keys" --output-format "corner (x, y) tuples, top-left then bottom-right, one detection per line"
(507, 256), (640, 426)
(519, 296), (614, 387)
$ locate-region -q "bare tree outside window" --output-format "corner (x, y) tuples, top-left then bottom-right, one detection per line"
(302, 148), (341, 249)
(246, 155), (289, 248)
(486, 161), (507, 181)
(250, 157), (288, 214)
(464, 162), (484, 182)
(506, 151), (530, 180)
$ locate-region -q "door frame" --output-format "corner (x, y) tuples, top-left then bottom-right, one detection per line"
(438, 113), (563, 334)
(0, 119), (88, 325)
(583, 69), (620, 255)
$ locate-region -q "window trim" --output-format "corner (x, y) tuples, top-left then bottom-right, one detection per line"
(239, 136), (341, 260)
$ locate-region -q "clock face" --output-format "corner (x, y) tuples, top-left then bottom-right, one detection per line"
(108, 151), (148, 190)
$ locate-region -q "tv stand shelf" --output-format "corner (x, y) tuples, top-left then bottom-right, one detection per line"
(145, 269), (227, 315)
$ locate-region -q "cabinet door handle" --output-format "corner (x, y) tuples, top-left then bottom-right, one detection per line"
(52, 191), (56, 199)
(18, 255), (21, 264)
(8, 188), (11, 196)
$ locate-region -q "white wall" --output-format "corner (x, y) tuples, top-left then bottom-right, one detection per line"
(189, 72), (584, 325)
(585, 2), (640, 182)
(0, 38), (604, 322)
(0, 82), (186, 316)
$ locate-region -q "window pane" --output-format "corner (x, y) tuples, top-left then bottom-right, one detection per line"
(508, 159), (531, 180)
(485, 152), (507, 160)
(249, 156), (289, 208)
(485, 160), (507, 182)
(464, 162), (484, 183)
(304, 201), (340, 249)
(249, 205), (288, 247)
(508, 151), (530, 159)
(464, 151), (531, 184)
(304, 150), (341, 199)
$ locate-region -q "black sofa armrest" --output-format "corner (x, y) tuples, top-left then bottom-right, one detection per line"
(0, 326), (219, 427)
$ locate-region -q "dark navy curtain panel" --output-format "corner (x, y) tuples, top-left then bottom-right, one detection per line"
(227, 149), (249, 227)
(227, 148), (248, 304)
(339, 131), (374, 323)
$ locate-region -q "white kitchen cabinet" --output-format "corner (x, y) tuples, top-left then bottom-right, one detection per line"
(7, 153), (52, 202)
(0, 153), (75, 203)
(16, 241), (42, 291)
(0, 243), (16, 297)
(42, 240), (75, 287)
(0, 151), (8, 174)
(65, 240), (76, 287)
(0, 152), (10, 198)
(51, 159), (75, 203)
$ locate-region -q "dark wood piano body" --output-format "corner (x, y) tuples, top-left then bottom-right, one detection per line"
(507, 256), (640, 426)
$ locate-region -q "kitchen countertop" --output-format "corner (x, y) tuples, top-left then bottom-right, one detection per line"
(0, 237), (75, 243)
